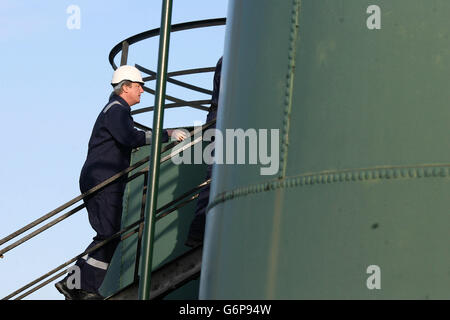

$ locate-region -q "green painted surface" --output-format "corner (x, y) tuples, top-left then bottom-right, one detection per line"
(101, 142), (208, 299)
(200, 0), (450, 299)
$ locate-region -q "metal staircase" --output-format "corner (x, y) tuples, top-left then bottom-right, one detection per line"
(0, 16), (225, 300)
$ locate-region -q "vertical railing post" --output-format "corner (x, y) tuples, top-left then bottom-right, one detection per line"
(133, 172), (148, 284)
(120, 41), (129, 66)
(138, 0), (173, 300)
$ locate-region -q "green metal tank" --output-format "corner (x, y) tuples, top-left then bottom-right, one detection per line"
(200, 0), (450, 299)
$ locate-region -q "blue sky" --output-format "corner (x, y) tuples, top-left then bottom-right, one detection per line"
(0, 0), (228, 300)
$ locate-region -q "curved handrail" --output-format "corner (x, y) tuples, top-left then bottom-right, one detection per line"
(131, 100), (212, 115)
(136, 64), (213, 95)
(110, 19), (225, 115)
(109, 18), (226, 69)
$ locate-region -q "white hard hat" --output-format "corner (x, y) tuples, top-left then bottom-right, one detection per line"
(111, 65), (144, 86)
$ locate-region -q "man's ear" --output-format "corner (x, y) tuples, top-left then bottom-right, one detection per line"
(121, 83), (131, 94)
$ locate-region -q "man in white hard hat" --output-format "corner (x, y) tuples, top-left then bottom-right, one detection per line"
(55, 65), (187, 300)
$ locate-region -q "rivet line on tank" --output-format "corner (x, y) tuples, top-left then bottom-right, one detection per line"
(279, 0), (301, 180)
(206, 164), (450, 213)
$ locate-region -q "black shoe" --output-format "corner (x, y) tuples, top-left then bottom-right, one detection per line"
(76, 290), (104, 300)
(55, 278), (79, 300)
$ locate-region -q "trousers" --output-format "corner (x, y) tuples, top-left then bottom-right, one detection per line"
(75, 182), (124, 293)
(187, 162), (213, 242)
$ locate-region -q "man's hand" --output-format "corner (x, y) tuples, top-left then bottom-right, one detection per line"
(168, 129), (189, 142)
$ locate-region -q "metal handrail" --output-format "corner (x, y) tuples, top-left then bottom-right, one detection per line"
(156, 179), (210, 215)
(142, 2), (186, 299)
(5, 179), (211, 300)
(3, 218), (143, 300)
(132, 100), (212, 115)
(108, 18), (226, 70)
(142, 84), (210, 110)
(0, 119), (216, 258)
(136, 64), (213, 96)
(2, 157), (211, 300)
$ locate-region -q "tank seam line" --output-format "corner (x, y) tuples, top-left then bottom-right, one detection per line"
(279, 0), (301, 179)
(207, 163), (450, 212)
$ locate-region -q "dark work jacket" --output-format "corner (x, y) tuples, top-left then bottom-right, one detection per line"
(193, 57), (222, 219)
(80, 94), (168, 193)
(206, 56), (222, 125)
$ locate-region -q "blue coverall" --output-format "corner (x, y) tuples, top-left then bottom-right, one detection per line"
(77, 93), (168, 294)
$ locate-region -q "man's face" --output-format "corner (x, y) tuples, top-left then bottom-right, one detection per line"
(123, 82), (144, 106)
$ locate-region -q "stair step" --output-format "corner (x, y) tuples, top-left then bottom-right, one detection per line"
(107, 245), (202, 300)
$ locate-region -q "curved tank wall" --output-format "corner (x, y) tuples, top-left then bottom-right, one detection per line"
(200, 0), (450, 299)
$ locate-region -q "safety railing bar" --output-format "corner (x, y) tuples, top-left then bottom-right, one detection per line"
(16, 189), (201, 300)
(3, 219), (143, 300)
(122, 169), (209, 218)
(15, 269), (68, 301)
(133, 172), (148, 283)
(133, 121), (198, 132)
(2, 119), (216, 297)
(0, 156), (146, 248)
(7, 185), (201, 301)
(0, 200), (83, 248)
(122, 165), (209, 219)
(136, 63), (213, 95)
(149, 67), (216, 79)
(156, 193), (199, 221)
(9, 223), (141, 300)
(134, 121), (151, 131)
(159, 118), (216, 154)
(156, 179), (210, 214)
(166, 79), (212, 95)
(134, 117), (215, 169)
(109, 18), (226, 69)
(123, 117), (215, 176)
(0, 119), (215, 256)
(120, 41), (129, 67)
(131, 133), (208, 178)
(142, 85), (210, 111)
(120, 223), (142, 242)
(5, 174), (208, 299)
(0, 156), (148, 250)
(0, 120), (189, 250)
(160, 137), (203, 168)
(142, 85), (189, 106)
(132, 100), (211, 115)
(0, 165), (171, 257)
(0, 171), (149, 258)
(0, 204), (85, 257)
